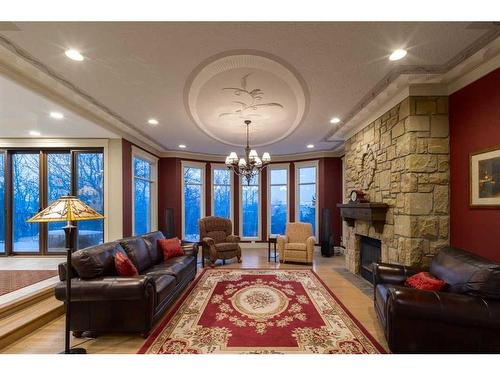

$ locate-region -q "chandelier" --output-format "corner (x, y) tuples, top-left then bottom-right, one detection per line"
(225, 120), (271, 184)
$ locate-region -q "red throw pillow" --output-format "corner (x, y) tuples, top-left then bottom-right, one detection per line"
(114, 252), (138, 277)
(158, 238), (184, 260)
(405, 272), (446, 291)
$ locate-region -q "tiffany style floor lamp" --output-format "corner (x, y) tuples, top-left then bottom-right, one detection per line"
(28, 195), (104, 354)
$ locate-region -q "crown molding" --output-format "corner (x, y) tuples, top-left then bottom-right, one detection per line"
(161, 149), (342, 161)
(0, 35), (165, 156)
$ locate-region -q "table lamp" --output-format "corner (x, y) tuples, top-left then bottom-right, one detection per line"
(28, 195), (104, 354)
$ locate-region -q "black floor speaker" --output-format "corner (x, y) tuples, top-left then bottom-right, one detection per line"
(320, 208), (335, 257)
(164, 208), (175, 239)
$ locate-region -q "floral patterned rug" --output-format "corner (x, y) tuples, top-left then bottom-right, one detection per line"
(138, 269), (386, 354)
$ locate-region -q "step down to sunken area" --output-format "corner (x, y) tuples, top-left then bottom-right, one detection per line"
(0, 286), (64, 351)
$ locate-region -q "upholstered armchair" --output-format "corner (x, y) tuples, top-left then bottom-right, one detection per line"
(199, 216), (241, 267)
(277, 222), (315, 264)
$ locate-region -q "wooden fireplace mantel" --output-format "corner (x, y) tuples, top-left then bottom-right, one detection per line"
(336, 202), (389, 233)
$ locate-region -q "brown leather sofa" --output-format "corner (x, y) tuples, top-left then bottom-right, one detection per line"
(199, 216), (241, 267)
(373, 246), (500, 353)
(55, 231), (197, 337)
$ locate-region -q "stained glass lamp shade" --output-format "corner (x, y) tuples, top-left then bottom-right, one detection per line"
(27, 195), (104, 223)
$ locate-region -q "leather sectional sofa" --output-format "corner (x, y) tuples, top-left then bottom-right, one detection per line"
(373, 246), (500, 353)
(55, 231), (197, 337)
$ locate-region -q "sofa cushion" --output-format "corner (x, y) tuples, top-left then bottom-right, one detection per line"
(141, 231), (165, 264)
(430, 247), (500, 299)
(158, 238), (184, 260)
(285, 243), (307, 251)
(143, 258), (194, 284)
(114, 252), (139, 277)
(120, 237), (153, 273)
(72, 242), (126, 279)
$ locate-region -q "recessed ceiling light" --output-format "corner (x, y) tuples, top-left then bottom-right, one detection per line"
(306, 144), (315, 149)
(65, 49), (84, 61)
(29, 130), (41, 136)
(50, 111), (64, 119)
(178, 144), (187, 149)
(330, 117), (341, 124)
(389, 49), (407, 61)
(148, 118), (159, 125)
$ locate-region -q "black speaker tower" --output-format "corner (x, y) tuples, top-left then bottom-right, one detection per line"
(164, 208), (175, 239)
(320, 208), (335, 257)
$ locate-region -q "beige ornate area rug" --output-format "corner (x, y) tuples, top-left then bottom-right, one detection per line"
(139, 269), (386, 354)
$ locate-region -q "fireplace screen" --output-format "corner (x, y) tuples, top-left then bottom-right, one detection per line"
(360, 236), (381, 283)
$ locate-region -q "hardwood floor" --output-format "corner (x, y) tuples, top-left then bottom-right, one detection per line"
(0, 247), (388, 354)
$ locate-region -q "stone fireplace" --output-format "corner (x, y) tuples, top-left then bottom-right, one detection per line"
(344, 96), (450, 275)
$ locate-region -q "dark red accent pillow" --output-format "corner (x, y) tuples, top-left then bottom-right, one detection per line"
(158, 238), (184, 260)
(405, 272), (446, 291)
(114, 252), (139, 277)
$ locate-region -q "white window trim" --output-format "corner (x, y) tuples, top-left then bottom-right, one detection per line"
(210, 163), (234, 226)
(181, 161), (206, 241)
(267, 163), (290, 237)
(239, 173), (261, 241)
(294, 160), (319, 239)
(131, 146), (159, 236)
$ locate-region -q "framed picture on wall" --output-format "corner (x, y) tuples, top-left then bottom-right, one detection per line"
(470, 146), (500, 208)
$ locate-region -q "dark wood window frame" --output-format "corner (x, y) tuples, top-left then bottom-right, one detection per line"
(0, 147), (104, 256)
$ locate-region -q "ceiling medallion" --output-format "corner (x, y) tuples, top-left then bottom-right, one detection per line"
(185, 52), (307, 148)
(225, 119), (271, 185)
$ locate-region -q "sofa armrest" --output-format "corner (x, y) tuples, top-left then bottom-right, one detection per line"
(306, 236), (315, 263)
(55, 276), (155, 302)
(201, 237), (215, 246)
(387, 286), (500, 329)
(373, 262), (423, 287)
(226, 234), (240, 243)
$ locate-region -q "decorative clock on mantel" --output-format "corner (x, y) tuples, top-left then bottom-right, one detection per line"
(349, 189), (368, 203)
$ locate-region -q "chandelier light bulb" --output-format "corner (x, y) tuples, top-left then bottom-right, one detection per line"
(228, 152), (238, 162)
(249, 149), (258, 160)
(238, 158), (247, 167)
(262, 152), (271, 162)
(255, 157), (262, 167)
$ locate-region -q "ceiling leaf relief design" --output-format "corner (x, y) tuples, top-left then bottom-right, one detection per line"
(218, 73), (284, 120)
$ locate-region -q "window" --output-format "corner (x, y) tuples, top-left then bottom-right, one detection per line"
(182, 162), (205, 242)
(0, 152), (5, 253)
(240, 174), (260, 239)
(76, 152), (105, 249)
(0, 148), (105, 255)
(268, 166), (289, 236)
(132, 148), (158, 236)
(296, 161), (318, 238)
(12, 153), (40, 252)
(211, 165), (232, 220)
(47, 153), (71, 252)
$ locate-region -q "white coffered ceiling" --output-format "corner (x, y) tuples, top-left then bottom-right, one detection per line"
(0, 22), (499, 156)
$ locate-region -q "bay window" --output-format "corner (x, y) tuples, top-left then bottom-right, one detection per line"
(240, 174), (260, 240)
(268, 166), (289, 236)
(132, 147), (158, 236)
(295, 161), (318, 238)
(182, 162), (205, 242)
(211, 165), (232, 221)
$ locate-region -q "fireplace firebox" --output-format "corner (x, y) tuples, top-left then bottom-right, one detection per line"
(359, 236), (381, 283)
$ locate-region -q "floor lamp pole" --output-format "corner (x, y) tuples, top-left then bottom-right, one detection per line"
(62, 222), (86, 354)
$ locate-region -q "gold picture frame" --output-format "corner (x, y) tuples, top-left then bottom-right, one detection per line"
(470, 145), (500, 208)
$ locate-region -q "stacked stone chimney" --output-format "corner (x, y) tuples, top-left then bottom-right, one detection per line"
(344, 96), (450, 274)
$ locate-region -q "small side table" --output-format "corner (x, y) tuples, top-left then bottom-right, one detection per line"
(268, 236), (278, 262)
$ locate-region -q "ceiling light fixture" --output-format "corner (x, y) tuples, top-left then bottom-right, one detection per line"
(330, 117), (341, 124)
(178, 144), (186, 149)
(225, 120), (271, 185)
(307, 144), (315, 149)
(50, 111), (64, 119)
(29, 130), (41, 136)
(65, 49), (84, 62)
(148, 119), (159, 125)
(389, 49), (407, 61)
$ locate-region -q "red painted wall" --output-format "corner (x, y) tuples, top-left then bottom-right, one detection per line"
(319, 157), (343, 246)
(122, 139), (133, 237)
(449, 68), (500, 262)
(158, 157), (183, 238)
